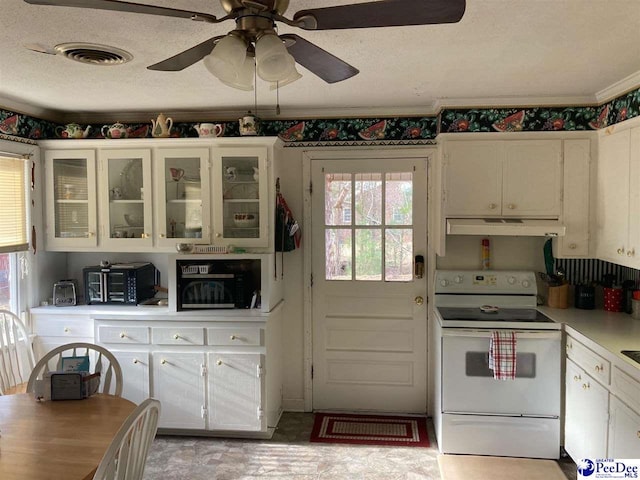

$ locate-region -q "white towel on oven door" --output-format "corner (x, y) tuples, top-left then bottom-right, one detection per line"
(488, 331), (517, 380)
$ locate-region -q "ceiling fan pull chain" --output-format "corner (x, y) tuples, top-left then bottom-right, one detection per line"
(276, 82), (281, 115)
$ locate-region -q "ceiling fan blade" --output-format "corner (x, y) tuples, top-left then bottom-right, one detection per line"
(23, 0), (220, 23)
(147, 36), (224, 71)
(280, 34), (359, 84)
(293, 0), (465, 30)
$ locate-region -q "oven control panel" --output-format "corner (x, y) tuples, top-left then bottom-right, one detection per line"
(435, 270), (537, 295)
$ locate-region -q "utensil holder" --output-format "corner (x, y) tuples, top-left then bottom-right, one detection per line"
(548, 283), (569, 309)
(603, 287), (623, 312)
(574, 285), (595, 310)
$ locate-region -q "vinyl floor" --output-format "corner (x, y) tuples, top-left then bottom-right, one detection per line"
(143, 412), (577, 480)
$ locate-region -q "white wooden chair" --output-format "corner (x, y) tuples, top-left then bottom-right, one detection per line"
(27, 342), (123, 396)
(93, 398), (161, 480)
(0, 309), (36, 395)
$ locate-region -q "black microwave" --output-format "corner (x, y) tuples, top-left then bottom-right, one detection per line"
(83, 262), (157, 305)
(176, 260), (253, 310)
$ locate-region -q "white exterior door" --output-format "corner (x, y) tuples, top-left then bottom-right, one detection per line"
(311, 156), (428, 412)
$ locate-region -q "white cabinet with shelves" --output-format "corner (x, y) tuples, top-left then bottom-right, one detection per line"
(596, 124), (640, 266)
(44, 149), (98, 250)
(443, 139), (562, 218)
(155, 147), (211, 247)
(40, 138), (277, 252)
(212, 146), (270, 247)
(98, 148), (153, 250)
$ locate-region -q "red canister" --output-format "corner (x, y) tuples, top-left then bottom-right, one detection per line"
(603, 287), (623, 312)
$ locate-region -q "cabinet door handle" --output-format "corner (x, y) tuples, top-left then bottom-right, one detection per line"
(628, 248), (635, 257)
(488, 203), (497, 210)
(88, 232), (95, 237)
(507, 203), (516, 209)
(569, 243), (577, 250)
(159, 233), (166, 238)
(582, 383), (590, 390)
(230, 335), (237, 340)
(216, 360), (223, 366)
(216, 233), (222, 238)
(142, 233), (150, 239)
(637, 431), (640, 439)
(133, 359), (139, 364)
(173, 334), (180, 340)
(617, 247), (625, 255)
(161, 359), (167, 365)
(63, 327), (70, 333)
(594, 364), (604, 373)
(119, 332), (126, 339)
(573, 374), (581, 381)
(566, 342), (573, 350)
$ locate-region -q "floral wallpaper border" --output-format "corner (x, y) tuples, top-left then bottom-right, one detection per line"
(1, 85), (639, 145)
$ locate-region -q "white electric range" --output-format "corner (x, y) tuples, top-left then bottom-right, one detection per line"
(433, 270), (561, 459)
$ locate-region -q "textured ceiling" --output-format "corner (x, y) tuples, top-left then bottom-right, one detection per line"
(2, 0), (640, 122)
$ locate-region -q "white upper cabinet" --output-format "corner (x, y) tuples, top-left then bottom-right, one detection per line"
(596, 125), (640, 266)
(98, 148), (153, 250)
(154, 147), (211, 247)
(211, 146), (270, 247)
(45, 149), (98, 249)
(444, 139), (562, 218)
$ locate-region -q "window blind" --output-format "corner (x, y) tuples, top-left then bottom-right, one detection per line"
(0, 156), (28, 253)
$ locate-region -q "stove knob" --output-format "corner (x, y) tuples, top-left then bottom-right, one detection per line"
(440, 279), (449, 287)
(522, 280), (531, 288)
(454, 275), (463, 284)
(507, 276), (516, 285)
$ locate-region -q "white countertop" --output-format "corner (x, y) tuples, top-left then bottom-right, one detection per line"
(538, 306), (640, 377)
(30, 302), (281, 320)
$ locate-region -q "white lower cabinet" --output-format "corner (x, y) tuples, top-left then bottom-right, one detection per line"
(564, 358), (609, 460)
(565, 331), (640, 461)
(208, 353), (263, 431)
(31, 311), (94, 359)
(94, 309), (282, 437)
(608, 395), (640, 458)
(113, 350), (150, 406)
(153, 351), (207, 430)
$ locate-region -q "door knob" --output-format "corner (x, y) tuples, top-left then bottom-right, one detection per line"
(415, 296), (424, 306)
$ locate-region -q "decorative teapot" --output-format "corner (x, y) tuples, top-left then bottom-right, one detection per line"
(101, 122), (128, 139)
(56, 123), (92, 139)
(151, 113), (173, 138)
(239, 112), (259, 136)
(193, 123), (224, 138)
(252, 167), (259, 182)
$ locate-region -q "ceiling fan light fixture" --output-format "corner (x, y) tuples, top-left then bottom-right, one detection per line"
(255, 33), (294, 82)
(203, 33), (247, 82)
(220, 55), (255, 91)
(270, 64), (302, 90)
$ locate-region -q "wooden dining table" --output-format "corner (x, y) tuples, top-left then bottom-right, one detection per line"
(0, 392), (136, 480)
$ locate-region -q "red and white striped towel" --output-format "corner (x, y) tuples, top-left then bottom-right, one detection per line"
(488, 331), (517, 380)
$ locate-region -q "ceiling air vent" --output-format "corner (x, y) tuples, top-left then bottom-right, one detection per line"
(54, 43), (133, 66)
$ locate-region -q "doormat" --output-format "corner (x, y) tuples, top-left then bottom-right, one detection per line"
(309, 413), (430, 447)
(438, 454), (567, 480)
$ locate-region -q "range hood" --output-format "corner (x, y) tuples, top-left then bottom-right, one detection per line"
(446, 218), (566, 237)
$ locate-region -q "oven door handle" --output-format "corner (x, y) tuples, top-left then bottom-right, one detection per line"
(441, 329), (561, 340)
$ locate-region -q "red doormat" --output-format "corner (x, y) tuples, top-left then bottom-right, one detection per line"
(310, 413), (430, 447)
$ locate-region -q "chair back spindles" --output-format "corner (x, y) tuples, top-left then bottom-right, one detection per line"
(27, 343), (123, 397)
(0, 310), (35, 395)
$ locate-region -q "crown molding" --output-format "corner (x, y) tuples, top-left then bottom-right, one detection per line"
(595, 69), (640, 104)
(432, 94), (598, 112)
(0, 95), (63, 122)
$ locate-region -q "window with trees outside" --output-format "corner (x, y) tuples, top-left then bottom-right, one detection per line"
(324, 172), (413, 282)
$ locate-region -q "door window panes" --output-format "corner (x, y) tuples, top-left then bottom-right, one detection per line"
(325, 229), (352, 280)
(323, 170), (413, 282)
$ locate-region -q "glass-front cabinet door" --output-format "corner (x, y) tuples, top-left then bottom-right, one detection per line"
(155, 148), (211, 247)
(98, 149), (153, 250)
(212, 146), (268, 247)
(45, 149), (98, 249)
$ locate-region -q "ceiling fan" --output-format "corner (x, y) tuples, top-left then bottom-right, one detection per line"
(24, 0), (466, 87)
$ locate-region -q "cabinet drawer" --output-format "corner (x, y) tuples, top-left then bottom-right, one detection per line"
(612, 366), (640, 413)
(207, 327), (263, 346)
(97, 325), (150, 344)
(566, 335), (610, 385)
(152, 327), (204, 346)
(33, 316), (93, 338)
